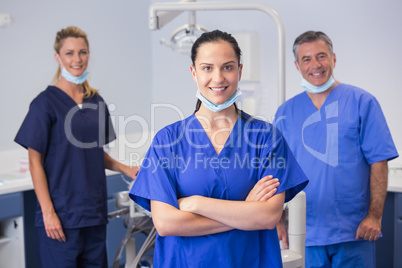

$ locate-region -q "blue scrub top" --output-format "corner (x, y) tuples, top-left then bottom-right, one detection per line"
(274, 84), (398, 246)
(130, 111), (308, 267)
(15, 86), (116, 228)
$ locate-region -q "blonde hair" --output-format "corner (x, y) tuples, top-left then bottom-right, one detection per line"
(52, 26), (98, 98)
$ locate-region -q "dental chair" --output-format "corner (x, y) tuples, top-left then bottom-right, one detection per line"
(108, 187), (155, 268)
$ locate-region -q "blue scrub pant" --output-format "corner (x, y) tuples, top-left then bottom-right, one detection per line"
(305, 240), (375, 268)
(37, 225), (108, 268)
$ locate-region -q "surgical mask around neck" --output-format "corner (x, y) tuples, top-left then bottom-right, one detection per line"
(301, 76), (335, 94)
(58, 54), (89, 85)
(196, 89), (242, 113)
(61, 67), (89, 84)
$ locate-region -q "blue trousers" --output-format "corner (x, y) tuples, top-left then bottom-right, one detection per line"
(305, 240), (376, 268)
(37, 225), (107, 268)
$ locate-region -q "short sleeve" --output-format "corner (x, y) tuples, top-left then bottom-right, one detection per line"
(102, 100), (116, 146)
(260, 127), (308, 203)
(360, 96), (398, 164)
(14, 99), (51, 155)
(129, 130), (178, 212)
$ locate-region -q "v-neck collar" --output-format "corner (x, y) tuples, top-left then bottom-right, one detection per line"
(303, 84), (340, 112)
(189, 113), (240, 158)
(49, 85), (86, 108)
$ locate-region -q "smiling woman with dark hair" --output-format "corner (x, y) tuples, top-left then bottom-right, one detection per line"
(130, 29), (308, 267)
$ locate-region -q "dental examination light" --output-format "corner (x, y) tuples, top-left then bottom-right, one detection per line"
(149, 1), (286, 105)
(160, 7), (208, 55)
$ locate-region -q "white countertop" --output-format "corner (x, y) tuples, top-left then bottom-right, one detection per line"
(0, 172), (33, 195)
(0, 171), (124, 195)
(388, 167), (402, 192)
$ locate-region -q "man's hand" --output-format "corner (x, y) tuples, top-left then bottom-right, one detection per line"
(355, 214), (381, 241)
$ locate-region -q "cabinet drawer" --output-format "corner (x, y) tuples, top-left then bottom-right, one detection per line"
(396, 193), (402, 218)
(395, 219), (402, 268)
(0, 193), (23, 221)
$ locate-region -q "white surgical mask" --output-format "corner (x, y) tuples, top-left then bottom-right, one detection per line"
(193, 68), (242, 112)
(57, 54), (89, 85)
(61, 67), (89, 84)
(196, 89), (242, 113)
(301, 76), (335, 94)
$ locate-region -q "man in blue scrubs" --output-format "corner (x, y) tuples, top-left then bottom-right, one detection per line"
(274, 31), (398, 267)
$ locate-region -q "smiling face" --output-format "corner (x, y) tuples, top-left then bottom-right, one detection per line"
(190, 41), (242, 105)
(56, 37), (89, 77)
(295, 40), (336, 87)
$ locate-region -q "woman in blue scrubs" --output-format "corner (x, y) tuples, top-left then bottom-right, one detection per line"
(129, 30), (309, 267)
(15, 26), (139, 268)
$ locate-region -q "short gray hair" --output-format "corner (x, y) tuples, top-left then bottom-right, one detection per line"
(293, 31), (333, 63)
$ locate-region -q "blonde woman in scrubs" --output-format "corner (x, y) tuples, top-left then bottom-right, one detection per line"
(15, 26), (139, 268)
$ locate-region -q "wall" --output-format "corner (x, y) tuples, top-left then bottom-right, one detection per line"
(0, 0), (401, 158)
(150, 0), (402, 155)
(0, 0), (152, 152)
